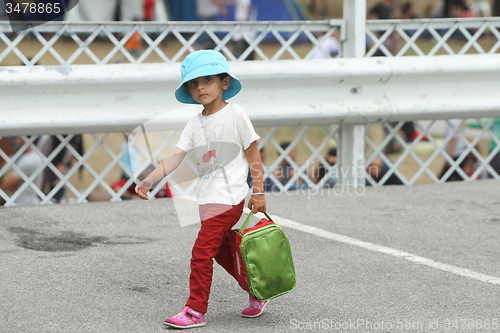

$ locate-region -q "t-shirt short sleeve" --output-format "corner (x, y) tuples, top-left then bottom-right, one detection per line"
(176, 120), (195, 154)
(236, 111), (260, 150)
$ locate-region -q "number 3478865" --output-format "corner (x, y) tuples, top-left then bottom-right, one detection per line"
(5, 2), (61, 14)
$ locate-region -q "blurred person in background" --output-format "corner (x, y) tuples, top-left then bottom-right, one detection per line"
(431, 0), (447, 18)
(402, 2), (418, 19)
(0, 138), (15, 206)
(144, 0), (155, 21)
(37, 135), (82, 203)
(195, 0), (228, 49)
(384, 121), (419, 154)
(274, 142), (297, 186)
(401, 2), (418, 37)
(366, 157), (403, 186)
(427, 0), (470, 37)
(274, 142), (309, 190)
(423, 3), (434, 18)
(113, 17), (145, 62)
(450, 1), (477, 18)
(470, 1), (492, 16)
(1, 136), (44, 206)
(368, 0), (396, 56)
(434, 0), (469, 18)
(311, 30), (339, 59)
(125, 19), (144, 58)
(0, 138), (14, 170)
(232, 0), (256, 60)
(468, 118), (500, 178)
(369, 0), (394, 20)
(315, 148), (338, 188)
(439, 119), (469, 182)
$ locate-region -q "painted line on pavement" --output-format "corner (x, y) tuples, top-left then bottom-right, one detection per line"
(247, 209), (500, 287)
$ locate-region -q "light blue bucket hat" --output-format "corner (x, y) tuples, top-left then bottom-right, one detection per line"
(175, 50), (241, 104)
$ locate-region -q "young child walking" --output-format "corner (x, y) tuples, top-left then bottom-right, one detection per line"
(135, 50), (269, 329)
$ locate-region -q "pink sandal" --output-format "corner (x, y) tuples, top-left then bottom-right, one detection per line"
(241, 294), (269, 318)
(163, 306), (205, 329)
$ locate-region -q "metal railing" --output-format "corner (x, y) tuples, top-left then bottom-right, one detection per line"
(2, 118), (499, 207)
(2, 18), (500, 66)
(366, 17), (500, 57)
(1, 18), (500, 207)
(0, 20), (343, 65)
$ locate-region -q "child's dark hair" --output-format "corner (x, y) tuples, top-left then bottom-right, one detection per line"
(216, 73), (229, 81)
(402, 2), (412, 13)
(183, 73), (229, 89)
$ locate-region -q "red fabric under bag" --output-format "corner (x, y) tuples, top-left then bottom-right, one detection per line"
(230, 214), (275, 292)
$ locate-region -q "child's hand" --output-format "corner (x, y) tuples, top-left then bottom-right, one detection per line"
(248, 194), (266, 214)
(135, 178), (153, 200)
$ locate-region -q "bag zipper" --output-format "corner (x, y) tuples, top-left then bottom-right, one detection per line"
(242, 224), (281, 239)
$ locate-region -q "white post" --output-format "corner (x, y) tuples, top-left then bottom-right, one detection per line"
(339, 0), (366, 187)
(342, 0), (367, 58)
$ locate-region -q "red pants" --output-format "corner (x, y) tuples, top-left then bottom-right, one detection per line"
(185, 200), (244, 313)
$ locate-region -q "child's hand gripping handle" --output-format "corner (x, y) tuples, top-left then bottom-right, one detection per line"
(248, 193), (266, 214)
(238, 211), (274, 234)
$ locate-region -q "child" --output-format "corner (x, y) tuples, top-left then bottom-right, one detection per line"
(135, 50), (268, 329)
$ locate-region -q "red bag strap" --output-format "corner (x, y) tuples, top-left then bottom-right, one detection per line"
(239, 211), (274, 233)
(264, 212), (273, 222)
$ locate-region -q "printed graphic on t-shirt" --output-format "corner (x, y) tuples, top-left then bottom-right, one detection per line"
(195, 124), (227, 180)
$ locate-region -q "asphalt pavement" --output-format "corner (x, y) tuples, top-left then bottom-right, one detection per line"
(1, 179), (499, 333)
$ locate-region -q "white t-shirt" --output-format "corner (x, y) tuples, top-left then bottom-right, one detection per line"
(12, 150), (43, 206)
(176, 103), (260, 205)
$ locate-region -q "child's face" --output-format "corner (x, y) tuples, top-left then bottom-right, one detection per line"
(184, 75), (232, 106)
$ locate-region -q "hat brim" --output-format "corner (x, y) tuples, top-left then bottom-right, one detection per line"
(175, 65), (241, 105)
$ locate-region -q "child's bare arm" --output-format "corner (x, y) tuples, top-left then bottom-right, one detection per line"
(245, 141), (266, 213)
(135, 147), (187, 200)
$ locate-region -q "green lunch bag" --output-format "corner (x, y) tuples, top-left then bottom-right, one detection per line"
(230, 211), (296, 301)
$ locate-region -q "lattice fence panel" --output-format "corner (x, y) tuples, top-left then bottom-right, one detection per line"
(366, 18), (500, 57)
(0, 20), (342, 66)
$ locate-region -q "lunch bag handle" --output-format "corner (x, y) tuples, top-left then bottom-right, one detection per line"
(239, 211), (274, 233)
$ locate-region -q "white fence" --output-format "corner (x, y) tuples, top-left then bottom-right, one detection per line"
(1, 17), (500, 206)
(367, 17), (500, 57)
(1, 18), (500, 66)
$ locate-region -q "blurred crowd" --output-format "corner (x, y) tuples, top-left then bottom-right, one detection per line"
(0, 133), (174, 207)
(366, 0), (495, 20)
(1, 122), (500, 207)
(1, 0), (500, 207)
(304, 0), (500, 18)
